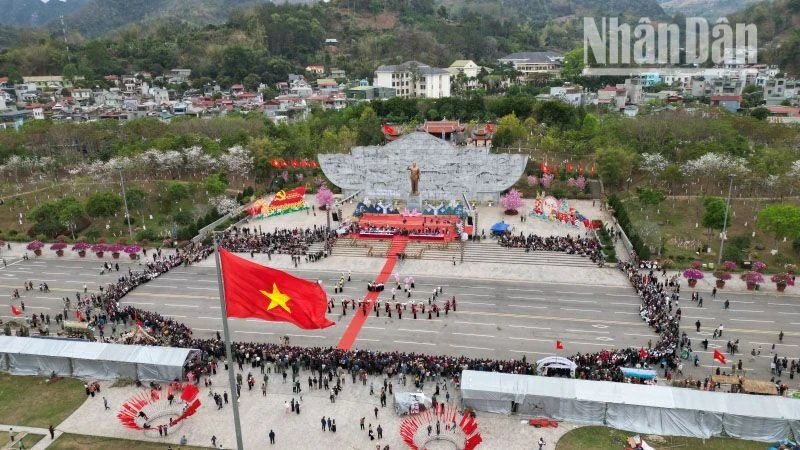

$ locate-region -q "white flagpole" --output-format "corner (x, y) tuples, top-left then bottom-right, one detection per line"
(213, 235), (245, 450)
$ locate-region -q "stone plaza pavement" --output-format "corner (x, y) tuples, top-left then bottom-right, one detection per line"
(54, 368), (579, 449)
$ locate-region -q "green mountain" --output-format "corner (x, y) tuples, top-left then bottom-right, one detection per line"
(728, 0), (800, 74)
(658, 0), (760, 19)
(0, 0), (88, 28)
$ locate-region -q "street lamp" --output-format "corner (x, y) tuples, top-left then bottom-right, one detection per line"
(118, 168), (133, 241)
(718, 174), (734, 266)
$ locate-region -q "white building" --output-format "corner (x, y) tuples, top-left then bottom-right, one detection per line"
(374, 61), (451, 99)
(498, 52), (563, 80)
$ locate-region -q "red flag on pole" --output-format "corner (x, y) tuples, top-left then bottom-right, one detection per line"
(134, 311), (144, 328)
(713, 348), (727, 365)
(639, 347), (648, 359)
(566, 161), (573, 173)
(541, 161), (550, 174)
(383, 123), (396, 135)
(555, 340), (564, 350)
(578, 162), (584, 175)
(10, 305), (22, 316)
(219, 249), (334, 329)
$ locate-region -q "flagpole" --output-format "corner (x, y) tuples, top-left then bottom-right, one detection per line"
(213, 234), (245, 450)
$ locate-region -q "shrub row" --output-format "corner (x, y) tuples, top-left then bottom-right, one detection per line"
(608, 194), (651, 260)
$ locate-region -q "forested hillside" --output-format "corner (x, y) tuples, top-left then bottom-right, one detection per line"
(728, 0), (800, 74)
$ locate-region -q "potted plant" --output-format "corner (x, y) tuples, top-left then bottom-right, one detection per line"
(770, 273), (795, 293)
(785, 264), (797, 275)
(26, 240), (44, 256)
(712, 269), (732, 288)
(124, 245), (141, 260)
(50, 242), (67, 257)
(753, 261), (766, 273)
(108, 243), (124, 259)
(723, 261), (737, 272)
(91, 243), (108, 258)
(72, 242), (90, 257)
(683, 268), (704, 288)
(740, 271), (764, 290)
(691, 259), (702, 269)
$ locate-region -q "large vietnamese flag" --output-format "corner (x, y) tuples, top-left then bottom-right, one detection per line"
(219, 249), (334, 330)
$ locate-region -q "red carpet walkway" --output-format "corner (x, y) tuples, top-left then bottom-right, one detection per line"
(336, 235), (408, 349)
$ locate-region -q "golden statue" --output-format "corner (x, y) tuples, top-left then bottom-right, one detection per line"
(407, 162), (421, 195)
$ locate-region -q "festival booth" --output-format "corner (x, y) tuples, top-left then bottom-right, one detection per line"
(460, 370), (800, 441)
(490, 222), (509, 236)
(0, 336), (199, 381)
(536, 356), (577, 378)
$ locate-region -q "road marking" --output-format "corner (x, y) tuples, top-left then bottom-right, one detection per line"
(606, 294), (638, 298)
(560, 308), (601, 313)
(363, 326), (385, 330)
(357, 338), (380, 342)
(42, 272), (67, 275)
(625, 333), (656, 338)
(167, 278), (189, 281)
(559, 299), (596, 304)
(508, 350), (553, 356)
(235, 331), (275, 335)
(507, 296), (545, 300)
(168, 315), (187, 318)
(394, 340), (435, 346)
(729, 310), (764, 313)
(26, 306), (50, 310)
(193, 328), (218, 332)
(730, 319), (774, 323)
(398, 328), (438, 333)
(769, 303), (796, 307)
(566, 329), (610, 334)
(450, 344), (494, 351)
(509, 337), (552, 342)
(749, 341), (798, 347)
(458, 293), (494, 298)
(458, 301), (495, 306)
(452, 332), (495, 338)
(287, 334), (324, 339)
(148, 285), (177, 289)
(186, 287), (217, 291)
(555, 291), (594, 295)
(567, 341), (616, 347)
(508, 325), (551, 330)
(610, 302), (639, 306)
(454, 321), (496, 327)
(614, 312), (640, 315)
(35, 296), (53, 300)
(198, 316), (221, 320)
(164, 303), (200, 308)
(508, 305), (547, 309)
(125, 302), (154, 306)
(683, 317), (716, 320)
(778, 312), (800, 315)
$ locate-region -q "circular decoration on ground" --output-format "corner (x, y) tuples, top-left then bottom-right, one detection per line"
(117, 382), (201, 437)
(400, 404), (482, 449)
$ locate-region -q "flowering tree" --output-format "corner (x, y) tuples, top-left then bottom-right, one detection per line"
(316, 185), (335, 210)
(211, 196), (240, 215)
(639, 153), (668, 176)
(500, 188), (524, 215)
(541, 173), (554, 189)
(218, 145), (253, 179)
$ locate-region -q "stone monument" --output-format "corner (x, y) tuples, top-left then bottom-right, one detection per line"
(407, 162), (422, 211)
(319, 132), (528, 203)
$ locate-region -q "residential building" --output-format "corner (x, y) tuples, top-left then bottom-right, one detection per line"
(330, 68), (346, 79)
(763, 78), (798, 106)
(710, 95), (742, 112)
(345, 86), (396, 102)
(22, 75), (66, 90)
(548, 84), (585, 107)
(447, 60), (481, 90)
(166, 69), (192, 84)
(623, 78), (644, 105)
(766, 106), (800, 124)
(374, 61), (451, 99)
(597, 85), (626, 109)
(152, 88), (170, 105)
(305, 65), (325, 75)
(498, 52), (563, 80)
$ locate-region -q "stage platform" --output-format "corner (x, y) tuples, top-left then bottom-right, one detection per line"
(353, 214), (470, 242)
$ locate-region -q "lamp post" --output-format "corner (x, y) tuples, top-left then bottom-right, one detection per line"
(718, 174), (734, 266)
(118, 168), (133, 240)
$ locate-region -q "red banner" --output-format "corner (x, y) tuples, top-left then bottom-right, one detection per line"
(265, 187), (307, 217)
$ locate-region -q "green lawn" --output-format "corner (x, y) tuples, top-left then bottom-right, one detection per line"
(48, 434), (208, 450)
(556, 426), (764, 450)
(0, 433), (44, 449)
(0, 374), (86, 428)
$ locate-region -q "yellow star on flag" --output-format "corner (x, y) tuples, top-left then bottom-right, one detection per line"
(260, 283), (292, 313)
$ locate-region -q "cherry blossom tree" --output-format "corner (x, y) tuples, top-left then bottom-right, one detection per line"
(526, 175), (538, 186)
(541, 173), (554, 189)
(500, 188), (524, 215)
(316, 185), (335, 210)
(639, 153), (668, 176)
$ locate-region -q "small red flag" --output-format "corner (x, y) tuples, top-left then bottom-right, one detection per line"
(290, 159), (299, 168)
(555, 340), (564, 350)
(76, 310), (84, 322)
(383, 123), (396, 135)
(713, 348), (727, 365)
(578, 162), (584, 175)
(10, 305), (22, 316)
(541, 161), (550, 174)
(566, 161), (573, 173)
(219, 249), (334, 329)
(639, 347), (648, 359)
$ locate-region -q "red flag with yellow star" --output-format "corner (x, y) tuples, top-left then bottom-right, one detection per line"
(219, 249), (334, 329)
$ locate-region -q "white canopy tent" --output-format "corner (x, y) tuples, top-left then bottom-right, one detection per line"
(460, 370), (800, 441)
(0, 336), (199, 381)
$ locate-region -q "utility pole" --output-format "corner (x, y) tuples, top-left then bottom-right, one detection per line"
(718, 174), (734, 266)
(119, 168), (133, 241)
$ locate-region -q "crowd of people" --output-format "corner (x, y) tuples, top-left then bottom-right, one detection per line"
(216, 226), (336, 256)
(348, 223), (450, 238)
(498, 233), (602, 261)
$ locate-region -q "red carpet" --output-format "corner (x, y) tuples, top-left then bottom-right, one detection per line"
(336, 235), (408, 349)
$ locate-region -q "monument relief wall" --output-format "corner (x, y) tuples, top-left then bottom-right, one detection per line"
(319, 132), (527, 202)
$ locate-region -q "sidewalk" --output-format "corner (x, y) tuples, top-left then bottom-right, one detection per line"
(0, 425), (61, 450)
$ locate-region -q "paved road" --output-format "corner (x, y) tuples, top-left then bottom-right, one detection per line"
(0, 256), (798, 383)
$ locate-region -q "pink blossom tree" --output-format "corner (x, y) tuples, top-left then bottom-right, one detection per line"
(316, 185), (335, 210)
(541, 173), (554, 189)
(527, 175), (538, 186)
(500, 188), (524, 215)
